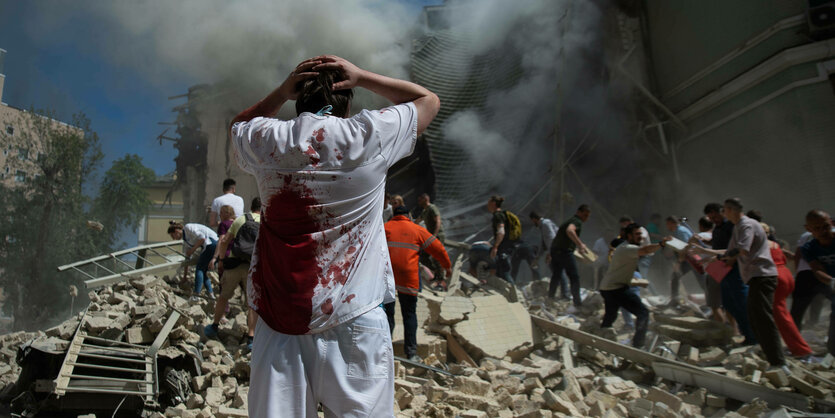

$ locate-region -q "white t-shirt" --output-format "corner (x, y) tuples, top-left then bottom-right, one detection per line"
(231, 102), (418, 335)
(183, 223), (219, 252)
(211, 193), (245, 218)
(600, 242), (640, 290)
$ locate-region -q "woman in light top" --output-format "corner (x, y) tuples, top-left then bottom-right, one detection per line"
(167, 221), (219, 301)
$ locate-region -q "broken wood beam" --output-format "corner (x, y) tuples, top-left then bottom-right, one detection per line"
(531, 314), (831, 412)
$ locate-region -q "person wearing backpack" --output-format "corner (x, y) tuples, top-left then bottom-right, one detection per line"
(488, 195), (521, 285)
(206, 197), (262, 348)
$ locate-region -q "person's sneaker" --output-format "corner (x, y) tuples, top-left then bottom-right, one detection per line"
(408, 355), (422, 363)
(766, 364), (792, 376)
(799, 354), (822, 364)
(203, 324), (219, 339)
(208, 292), (216, 301)
(189, 296), (201, 303)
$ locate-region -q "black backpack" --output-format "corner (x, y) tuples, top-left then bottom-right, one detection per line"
(231, 213), (259, 261)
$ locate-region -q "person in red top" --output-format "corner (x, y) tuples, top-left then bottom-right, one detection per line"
(384, 206), (451, 361)
(762, 223), (814, 358)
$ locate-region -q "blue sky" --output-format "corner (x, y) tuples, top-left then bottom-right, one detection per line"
(0, 0), (438, 178)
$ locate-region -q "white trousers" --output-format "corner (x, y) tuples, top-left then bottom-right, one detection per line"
(249, 306), (394, 417)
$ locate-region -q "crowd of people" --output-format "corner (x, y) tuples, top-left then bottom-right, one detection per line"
(157, 54), (834, 416)
(477, 196), (834, 376)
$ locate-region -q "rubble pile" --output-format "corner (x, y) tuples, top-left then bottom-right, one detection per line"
(0, 269), (832, 417)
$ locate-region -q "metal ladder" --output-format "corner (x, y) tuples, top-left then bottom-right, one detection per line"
(57, 240), (187, 288)
(52, 309), (181, 405)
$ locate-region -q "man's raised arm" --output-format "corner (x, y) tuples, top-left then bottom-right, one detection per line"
(229, 58), (321, 134)
(313, 55), (440, 135)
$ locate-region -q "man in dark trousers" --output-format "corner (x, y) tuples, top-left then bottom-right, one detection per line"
(600, 223), (669, 347)
(384, 205), (451, 361)
(549, 204), (591, 310)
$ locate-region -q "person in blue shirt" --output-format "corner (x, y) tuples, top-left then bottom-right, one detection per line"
(666, 216), (695, 304)
(801, 209), (835, 355)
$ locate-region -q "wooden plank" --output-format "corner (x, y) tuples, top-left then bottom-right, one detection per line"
(445, 334), (477, 367)
(147, 310), (181, 358)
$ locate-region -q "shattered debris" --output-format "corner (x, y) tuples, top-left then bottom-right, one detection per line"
(1, 268), (834, 417)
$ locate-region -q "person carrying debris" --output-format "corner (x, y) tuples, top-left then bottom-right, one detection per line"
(205, 197), (262, 349)
(167, 221), (218, 301)
(549, 204), (591, 309)
(229, 55), (439, 417)
(384, 205), (451, 361)
(698, 199), (786, 370)
(599, 223), (669, 348)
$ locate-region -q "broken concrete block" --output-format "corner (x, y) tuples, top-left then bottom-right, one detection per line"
(561, 370), (583, 402)
(653, 402), (681, 418)
(216, 406), (248, 418)
(394, 386), (413, 410)
(646, 387), (682, 412)
(438, 296), (475, 324)
(459, 410), (488, 418)
(452, 295), (533, 361)
(627, 398), (653, 418)
(453, 375), (491, 396)
(204, 387), (224, 407)
(126, 326), (153, 344)
(705, 394), (726, 408)
(697, 347), (727, 366)
(789, 375), (827, 398)
(542, 390), (580, 416)
(186, 393), (204, 409)
(763, 368), (790, 387)
(736, 398), (769, 418)
(130, 275), (159, 291)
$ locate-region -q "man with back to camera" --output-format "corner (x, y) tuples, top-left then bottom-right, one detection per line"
(209, 178), (245, 227)
(549, 204), (591, 309)
(229, 55), (440, 417)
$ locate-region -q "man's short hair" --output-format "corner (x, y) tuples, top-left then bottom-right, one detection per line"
(577, 204), (590, 213)
(223, 178), (236, 192)
(698, 216), (713, 230)
(806, 209), (831, 222)
(619, 215), (633, 223)
(623, 223), (642, 237)
(529, 211), (542, 220)
(393, 206), (410, 216)
(724, 198), (743, 211)
(251, 197), (262, 212)
(418, 193), (430, 200)
(666, 216), (680, 224)
(295, 71), (354, 117)
(746, 210), (763, 222)
(703, 203), (722, 214)
(490, 195), (505, 208)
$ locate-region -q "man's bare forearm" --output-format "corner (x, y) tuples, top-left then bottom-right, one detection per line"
(230, 88), (288, 130)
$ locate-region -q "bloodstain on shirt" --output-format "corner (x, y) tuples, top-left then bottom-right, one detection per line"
(343, 294), (356, 303)
(303, 145), (320, 165)
(321, 298), (334, 315)
(250, 175), (323, 335)
(313, 128), (326, 142)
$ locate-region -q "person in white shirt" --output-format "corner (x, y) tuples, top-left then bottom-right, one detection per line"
(209, 178), (245, 227)
(167, 221), (219, 301)
(230, 55), (439, 417)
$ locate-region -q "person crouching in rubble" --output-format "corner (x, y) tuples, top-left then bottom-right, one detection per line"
(167, 221), (219, 301)
(599, 223), (670, 348)
(228, 55), (440, 417)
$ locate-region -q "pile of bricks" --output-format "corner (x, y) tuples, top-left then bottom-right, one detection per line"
(0, 270), (832, 417)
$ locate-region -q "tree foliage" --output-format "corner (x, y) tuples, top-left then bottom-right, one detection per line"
(0, 109), (154, 331)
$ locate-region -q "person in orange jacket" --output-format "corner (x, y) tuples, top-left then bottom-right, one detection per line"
(384, 205), (451, 361)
